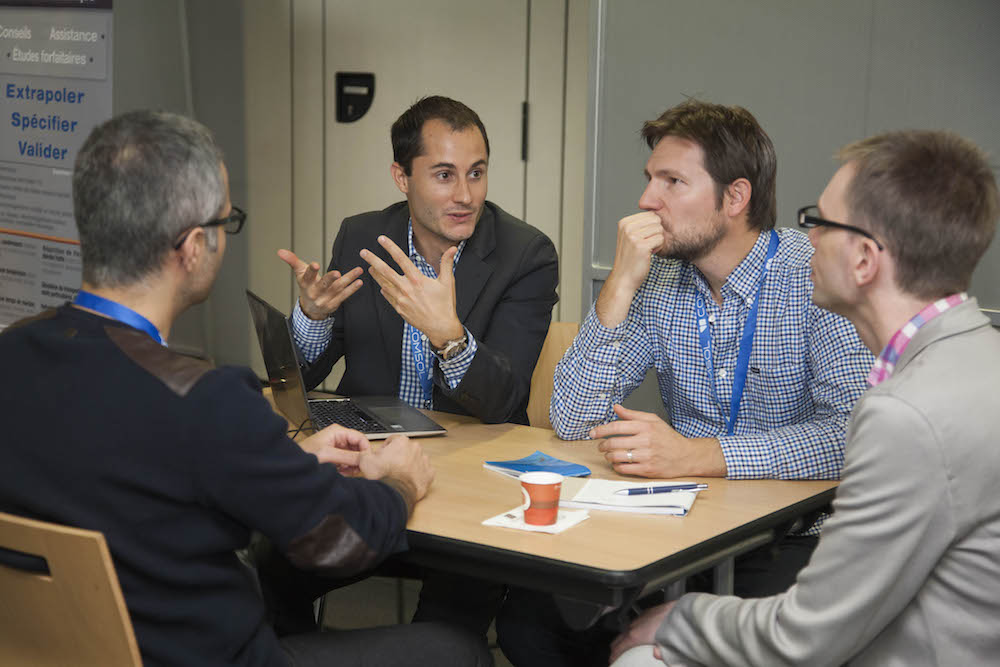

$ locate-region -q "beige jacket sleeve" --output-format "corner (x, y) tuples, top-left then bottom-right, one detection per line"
(655, 392), (954, 666)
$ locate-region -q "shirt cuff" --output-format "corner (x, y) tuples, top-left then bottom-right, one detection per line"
(291, 300), (334, 364)
(716, 433), (777, 480)
(436, 327), (477, 390)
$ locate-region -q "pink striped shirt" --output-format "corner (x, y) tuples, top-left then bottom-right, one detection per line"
(868, 293), (968, 386)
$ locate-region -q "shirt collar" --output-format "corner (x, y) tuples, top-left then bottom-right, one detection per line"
(406, 219), (466, 274)
(725, 229), (773, 303)
(867, 292), (969, 386)
(684, 229), (772, 305)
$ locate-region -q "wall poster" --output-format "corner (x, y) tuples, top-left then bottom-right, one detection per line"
(0, 0), (112, 329)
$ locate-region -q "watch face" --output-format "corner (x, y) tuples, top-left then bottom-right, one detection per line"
(438, 336), (467, 360)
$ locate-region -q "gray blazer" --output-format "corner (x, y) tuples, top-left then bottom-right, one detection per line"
(655, 299), (1000, 666)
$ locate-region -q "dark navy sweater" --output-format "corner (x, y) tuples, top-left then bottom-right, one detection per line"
(0, 305), (409, 666)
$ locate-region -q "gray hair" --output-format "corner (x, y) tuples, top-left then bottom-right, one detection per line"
(73, 110), (225, 287)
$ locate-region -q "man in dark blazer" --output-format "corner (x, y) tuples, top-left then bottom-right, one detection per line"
(274, 96), (559, 649)
(279, 96), (559, 426)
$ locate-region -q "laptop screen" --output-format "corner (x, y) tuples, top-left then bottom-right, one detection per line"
(246, 289), (312, 430)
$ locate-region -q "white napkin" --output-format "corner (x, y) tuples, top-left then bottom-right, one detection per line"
(482, 506), (590, 534)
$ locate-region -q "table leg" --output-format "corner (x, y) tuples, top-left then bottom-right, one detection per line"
(554, 588), (641, 631)
(664, 579), (685, 600)
(712, 557), (734, 595)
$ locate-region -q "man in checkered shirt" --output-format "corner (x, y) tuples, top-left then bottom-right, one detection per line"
(497, 101), (871, 667)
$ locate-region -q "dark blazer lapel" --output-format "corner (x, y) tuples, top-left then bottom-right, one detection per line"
(372, 205), (409, 376)
(454, 203), (496, 322)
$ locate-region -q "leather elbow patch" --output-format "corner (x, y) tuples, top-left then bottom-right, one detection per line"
(285, 514), (380, 577)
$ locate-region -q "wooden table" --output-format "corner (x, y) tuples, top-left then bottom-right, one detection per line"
(270, 392), (837, 626)
(398, 411), (837, 625)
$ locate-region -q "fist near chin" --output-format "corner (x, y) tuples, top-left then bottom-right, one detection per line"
(609, 212), (665, 289)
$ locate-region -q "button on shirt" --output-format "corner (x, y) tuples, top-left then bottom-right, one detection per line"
(552, 228), (871, 485)
(291, 222), (478, 409)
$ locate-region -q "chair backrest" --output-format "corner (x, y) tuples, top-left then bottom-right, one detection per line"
(0, 511), (143, 667)
(527, 321), (580, 429)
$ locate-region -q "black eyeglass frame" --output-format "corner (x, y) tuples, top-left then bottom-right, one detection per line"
(172, 206), (247, 250)
(797, 205), (884, 251)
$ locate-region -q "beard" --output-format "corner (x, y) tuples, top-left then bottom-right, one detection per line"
(658, 212), (728, 262)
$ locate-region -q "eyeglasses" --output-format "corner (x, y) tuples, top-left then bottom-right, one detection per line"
(797, 205), (884, 251)
(172, 206), (247, 250)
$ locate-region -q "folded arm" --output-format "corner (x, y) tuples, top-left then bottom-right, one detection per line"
(196, 371), (411, 579)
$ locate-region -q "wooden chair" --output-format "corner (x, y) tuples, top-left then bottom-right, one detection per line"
(527, 321), (580, 429)
(0, 511), (142, 667)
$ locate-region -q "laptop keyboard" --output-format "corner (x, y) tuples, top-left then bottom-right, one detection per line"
(309, 400), (386, 433)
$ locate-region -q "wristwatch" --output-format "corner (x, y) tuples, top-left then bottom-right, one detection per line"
(434, 333), (468, 361)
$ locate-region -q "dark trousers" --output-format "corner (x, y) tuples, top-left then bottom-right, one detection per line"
(279, 623), (490, 667)
(253, 537), (498, 664)
(495, 535), (819, 667)
(413, 569), (507, 639)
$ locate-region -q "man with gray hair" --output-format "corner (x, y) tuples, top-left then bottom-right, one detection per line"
(610, 129), (1000, 666)
(0, 110), (488, 667)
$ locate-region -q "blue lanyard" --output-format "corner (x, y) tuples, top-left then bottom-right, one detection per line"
(73, 290), (166, 346)
(408, 327), (433, 406)
(695, 230), (779, 435)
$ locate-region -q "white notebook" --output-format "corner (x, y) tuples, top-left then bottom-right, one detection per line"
(558, 478), (701, 516)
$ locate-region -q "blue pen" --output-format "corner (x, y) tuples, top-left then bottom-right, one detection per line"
(614, 483), (708, 496)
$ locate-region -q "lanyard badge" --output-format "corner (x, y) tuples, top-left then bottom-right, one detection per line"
(408, 326), (433, 406)
(695, 230), (779, 436)
(73, 290), (166, 346)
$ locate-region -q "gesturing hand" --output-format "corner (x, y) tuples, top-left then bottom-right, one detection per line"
(278, 248), (364, 321)
(592, 405), (727, 478)
(360, 235), (464, 348)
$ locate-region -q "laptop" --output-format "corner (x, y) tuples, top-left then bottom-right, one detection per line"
(246, 289), (447, 440)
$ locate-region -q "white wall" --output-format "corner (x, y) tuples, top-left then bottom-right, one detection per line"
(584, 0), (1000, 413)
(112, 0), (249, 364)
(244, 0), (590, 378)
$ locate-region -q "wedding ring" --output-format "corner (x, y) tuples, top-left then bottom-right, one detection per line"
(626, 449), (634, 463)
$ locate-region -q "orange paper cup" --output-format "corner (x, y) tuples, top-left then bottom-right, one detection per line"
(519, 471), (563, 525)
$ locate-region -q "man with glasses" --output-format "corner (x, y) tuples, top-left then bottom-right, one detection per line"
(610, 129), (1000, 667)
(172, 205), (246, 249)
(0, 110), (488, 667)
(797, 205), (885, 249)
(498, 100), (871, 667)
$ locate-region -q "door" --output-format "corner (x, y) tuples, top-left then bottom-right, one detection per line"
(246, 0), (562, 384)
(322, 0), (529, 268)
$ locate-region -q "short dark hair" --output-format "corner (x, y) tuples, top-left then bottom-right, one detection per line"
(391, 96), (490, 175)
(73, 110), (225, 287)
(837, 130), (999, 300)
(640, 100), (777, 231)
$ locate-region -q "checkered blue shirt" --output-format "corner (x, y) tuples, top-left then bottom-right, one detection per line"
(552, 228), (871, 484)
(291, 222), (477, 409)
